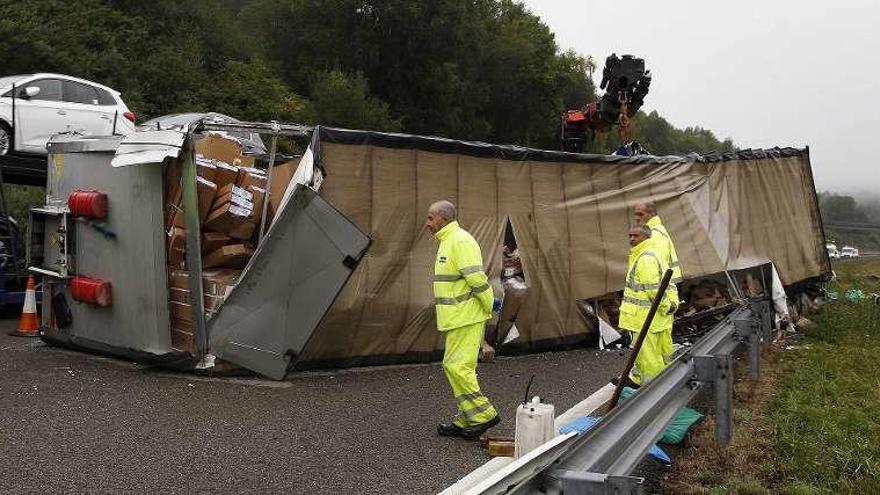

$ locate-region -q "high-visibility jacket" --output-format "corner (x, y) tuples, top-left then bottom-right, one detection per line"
(619, 239), (674, 333)
(433, 221), (493, 331)
(646, 216), (682, 284)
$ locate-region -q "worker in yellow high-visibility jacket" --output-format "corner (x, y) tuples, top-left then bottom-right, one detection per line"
(635, 202), (681, 363)
(619, 224), (676, 385)
(426, 200), (500, 440)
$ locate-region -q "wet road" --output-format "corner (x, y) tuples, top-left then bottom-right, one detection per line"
(0, 321), (622, 494)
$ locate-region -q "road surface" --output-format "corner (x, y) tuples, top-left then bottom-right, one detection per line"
(0, 320), (622, 493)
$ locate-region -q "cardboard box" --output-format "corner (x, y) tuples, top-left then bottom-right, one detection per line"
(213, 160), (239, 189)
(268, 159), (298, 223)
(197, 177), (217, 221)
(170, 301), (193, 322)
(168, 227), (186, 251)
(201, 232), (230, 255)
(214, 183), (254, 203)
(169, 287), (191, 304)
(169, 178), (218, 228)
(203, 244), (254, 269)
(195, 157), (218, 183)
(248, 186), (265, 223)
(205, 204), (251, 235)
(171, 268), (241, 295)
(168, 269), (189, 289)
(169, 287), (225, 313)
(228, 220), (256, 240)
(202, 268), (241, 297)
(168, 247), (186, 267)
(236, 168), (267, 190)
(170, 325), (194, 353)
(211, 185), (254, 213)
(195, 133), (255, 167)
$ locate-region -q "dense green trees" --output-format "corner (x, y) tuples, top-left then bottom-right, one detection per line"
(0, 0), (732, 154)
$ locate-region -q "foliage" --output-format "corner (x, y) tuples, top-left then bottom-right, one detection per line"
(1, 0), (731, 153)
(294, 69), (401, 131)
(588, 110), (736, 156)
(818, 191), (876, 223)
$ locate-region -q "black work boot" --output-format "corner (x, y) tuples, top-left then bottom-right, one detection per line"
(459, 414), (501, 440)
(437, 422), (464, 437)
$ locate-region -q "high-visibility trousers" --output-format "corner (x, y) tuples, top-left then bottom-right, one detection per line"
(442, 321), (497, 428)
(629, 330), (669, 385)
(660, 326), (675, 364)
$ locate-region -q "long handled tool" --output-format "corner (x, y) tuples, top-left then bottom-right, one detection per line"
(607, 268), (674, 411)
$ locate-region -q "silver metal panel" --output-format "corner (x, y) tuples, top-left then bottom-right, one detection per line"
(208, 184), (370, 380)
(111, 130), (185, 168)
(42, 145), (171, 353)
(47, 135), (124, 154)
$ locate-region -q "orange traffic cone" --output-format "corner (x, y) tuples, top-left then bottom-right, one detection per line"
(10, 275), (39, 337)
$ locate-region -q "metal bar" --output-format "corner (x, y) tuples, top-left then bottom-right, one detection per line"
(180, 135), (208, 359)
(714, 354), (733, 445)
(258, 122), (279, 241)
(749, 331), (761, 379)
(198, 121), (313, 138)
(551, 470), (645, 495)
(540, 304), (762, 492)
(474, 299), (772, 494)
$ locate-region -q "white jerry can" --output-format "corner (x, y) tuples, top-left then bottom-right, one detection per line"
(514, 396), (555, 458)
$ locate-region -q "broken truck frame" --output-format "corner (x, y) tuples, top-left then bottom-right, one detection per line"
(34, 119), (371, 379)
(178, 120), (313, 361)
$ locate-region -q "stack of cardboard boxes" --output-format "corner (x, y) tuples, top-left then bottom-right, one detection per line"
(162, 133), (297, 353)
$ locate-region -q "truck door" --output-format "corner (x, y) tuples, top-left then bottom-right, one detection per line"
(207, 185), (370, 380)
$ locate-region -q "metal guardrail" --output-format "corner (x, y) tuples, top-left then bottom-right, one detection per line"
(480, 298), (773, 494)
(825, 222), (880, 232)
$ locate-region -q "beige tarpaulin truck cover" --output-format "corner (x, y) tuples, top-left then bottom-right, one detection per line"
(290, 127), (830, 369)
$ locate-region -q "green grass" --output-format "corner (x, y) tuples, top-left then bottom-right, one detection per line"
(664, 259), (880, 494)
(770, 260), (880, 493)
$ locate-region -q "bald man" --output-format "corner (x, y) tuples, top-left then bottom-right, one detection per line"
(426, 200), (500, 440)
(634, 202), (681, 363)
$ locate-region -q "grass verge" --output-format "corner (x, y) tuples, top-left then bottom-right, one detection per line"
(663, 259), (880, 494)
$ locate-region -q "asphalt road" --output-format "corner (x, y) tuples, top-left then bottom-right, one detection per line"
(0, 320), (622, 494)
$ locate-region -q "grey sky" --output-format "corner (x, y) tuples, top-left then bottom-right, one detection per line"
(522, 0), (879, 195)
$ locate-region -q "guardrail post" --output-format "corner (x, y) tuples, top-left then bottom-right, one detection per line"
(550, 470), (645, 494)
(733, 313), (761, 379)
(694, 354), (733, 445)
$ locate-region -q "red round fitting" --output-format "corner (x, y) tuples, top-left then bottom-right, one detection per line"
(68, 190), (109, 219)
(70, 276), (112, 307)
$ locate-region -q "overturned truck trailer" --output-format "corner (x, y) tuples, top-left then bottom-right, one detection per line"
(34, 125), (830, 379)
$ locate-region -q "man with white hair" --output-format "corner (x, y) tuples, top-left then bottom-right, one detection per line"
(634, 201), (681, 363)
(426, 200), (500, 440)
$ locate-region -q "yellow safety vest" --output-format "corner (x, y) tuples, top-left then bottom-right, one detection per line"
(646, 215), (681, 307)
(619, 240), (674, 333)
(433, 221), (493, 331)
(646, 216), (682, 283)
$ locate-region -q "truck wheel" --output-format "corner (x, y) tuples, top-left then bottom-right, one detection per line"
(0, 123), (11, 156)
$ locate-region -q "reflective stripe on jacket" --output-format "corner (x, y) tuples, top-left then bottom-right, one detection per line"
(619, 239), (673, 333)
(433, 221), (493, 331)
(646, 215), (681, 307)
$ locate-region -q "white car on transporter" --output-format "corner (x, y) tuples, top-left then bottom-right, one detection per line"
(0, 73), (136, 156)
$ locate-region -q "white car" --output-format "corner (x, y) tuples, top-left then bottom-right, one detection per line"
(826, 243), (840, 260)
(841, 246), (859, 258)
(0, 73), (136, 156)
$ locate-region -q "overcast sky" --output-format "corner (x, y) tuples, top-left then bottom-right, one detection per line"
(522, 0), (879, 196)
